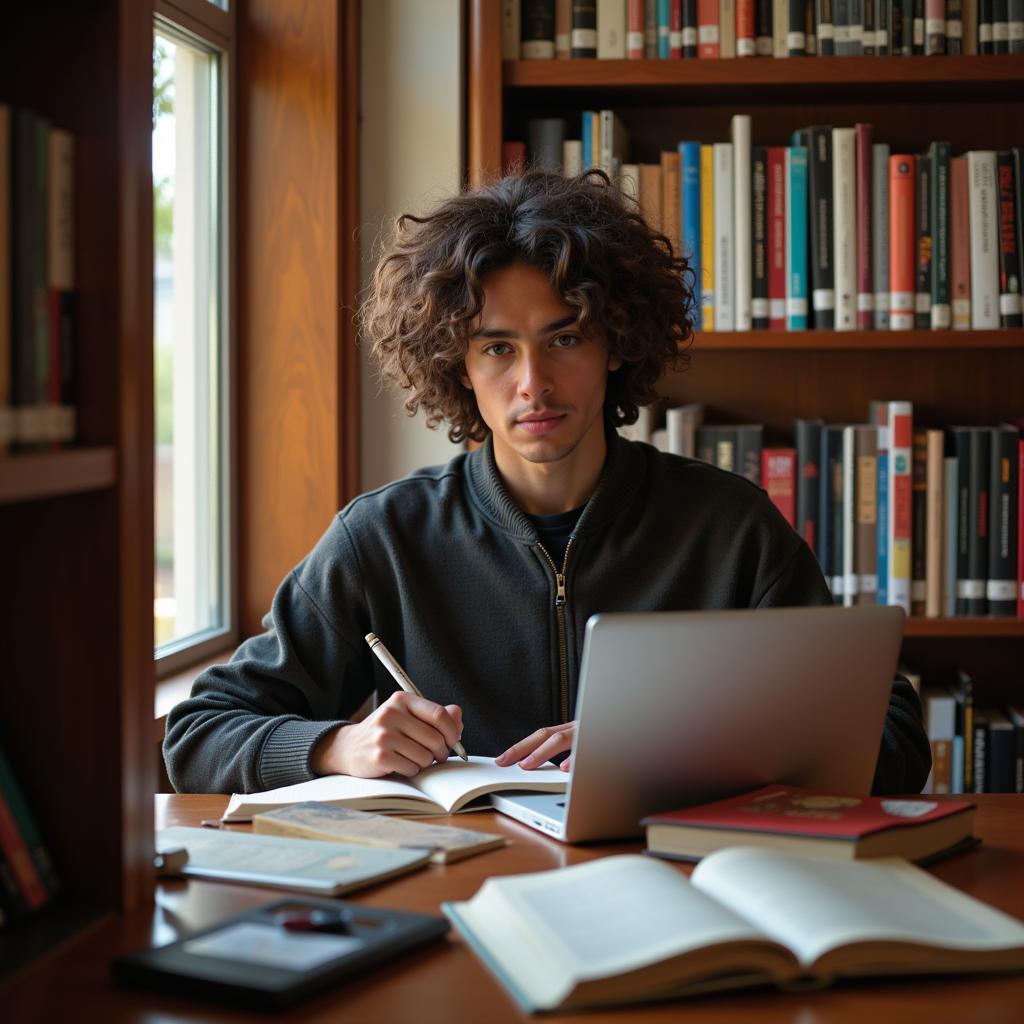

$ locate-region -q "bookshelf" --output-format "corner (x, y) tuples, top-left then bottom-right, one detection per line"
(467, 1), (1024, 686)
(0, 0), (155, 977)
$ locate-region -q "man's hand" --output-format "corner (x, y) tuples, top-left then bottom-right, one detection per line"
(495, 722), (575, 772)
(311, 692), (464, 778)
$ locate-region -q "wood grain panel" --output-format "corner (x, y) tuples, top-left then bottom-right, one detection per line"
(239, 1), (342, 636)
(468, 0), (504, 186)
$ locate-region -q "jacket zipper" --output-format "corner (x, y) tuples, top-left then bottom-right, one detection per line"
(537, 538), (575, 723)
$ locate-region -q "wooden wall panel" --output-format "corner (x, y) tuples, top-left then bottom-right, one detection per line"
(239, 1), (359, 636)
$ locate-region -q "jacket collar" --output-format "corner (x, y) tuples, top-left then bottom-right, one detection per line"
(465, 427), (647, 542)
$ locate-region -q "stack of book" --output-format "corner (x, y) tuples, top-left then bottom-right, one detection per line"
(509, 111), (1024, 334)
(505, 0), (1021, 61)
(922, 668), (1024, 794)
(0, 103), (78, 455)
(626, 401), (1024, 619)
(0, 743), (60, 925)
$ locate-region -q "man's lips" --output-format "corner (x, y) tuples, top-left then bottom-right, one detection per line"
(515, 412), (566, 436)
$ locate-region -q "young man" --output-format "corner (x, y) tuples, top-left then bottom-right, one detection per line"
(164, 171), (930, 795)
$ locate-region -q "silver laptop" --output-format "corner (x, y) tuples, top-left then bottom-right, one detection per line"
(492, 605), (905, 843)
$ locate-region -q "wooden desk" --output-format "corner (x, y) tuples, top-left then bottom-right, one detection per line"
(5, 794), (1024, 1022)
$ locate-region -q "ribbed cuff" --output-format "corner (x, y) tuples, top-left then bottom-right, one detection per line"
(260, 718), (345, 791)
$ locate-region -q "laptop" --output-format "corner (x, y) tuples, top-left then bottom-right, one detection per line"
(491, 604), (905, 843)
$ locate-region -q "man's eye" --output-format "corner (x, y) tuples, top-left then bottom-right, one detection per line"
(552, 334), (579, 348)
(483, 343), (511, 357)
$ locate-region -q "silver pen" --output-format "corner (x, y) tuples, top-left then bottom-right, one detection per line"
(364, 632), (469, 762)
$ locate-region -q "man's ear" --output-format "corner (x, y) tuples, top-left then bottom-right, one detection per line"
(460, 374), (473, 390)
(608, 353), (623, 372)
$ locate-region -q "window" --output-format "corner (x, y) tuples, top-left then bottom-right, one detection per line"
(153, 5), (234, 672)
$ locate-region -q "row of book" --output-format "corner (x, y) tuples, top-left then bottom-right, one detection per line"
(922, 669), (1024, 794)
(624, 401), (1024, 617)
(0, 104), (78, 453)
(0, 741), (60, 925)
(511, 113), (1024, 331)
(507, 0), (1024, 60)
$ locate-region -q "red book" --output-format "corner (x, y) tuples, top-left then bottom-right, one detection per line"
(670, 0), (683, 57)
(855, 123), (873, 331)
(502, 141), (526, 177)
(0, 786), (47, 911)
(642, 785), (977, 864)
(762, 447), (796, 527)
(889, 155), (916, 331)
(736, 0), (756, 55)
(767, 146), (787, 331)
(697, 0), (720, 57)
(627, 0), (645, 57)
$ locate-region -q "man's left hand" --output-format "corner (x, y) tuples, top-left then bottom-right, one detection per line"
(495, 722), (575, 772)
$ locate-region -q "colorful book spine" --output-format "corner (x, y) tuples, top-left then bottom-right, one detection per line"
(697, 0), (720, 55)
(714, 142), (734, 330)
(700, 144), (715, 331)
(925, 429), (945, 618)
(968, 150), (1000, 329)
(887, 400), (913, 614)
(670, 0), (683, 56)
(737, 0), (758, 52)
(763, 448), (797, 527)
(680, 141), (702, 323)
(802, 126), (835, 331)
(988, 426), (1019, 615)
(872, 142), (890, 330)
(767, 146), (787, 332)
(785, 144), (809, 331)
(732, 115), (752, 332)
(627, 0), (646, 56)
(889, 154), (916, 331)
(915, 152), (932, 329)
(996, 151), (1023, 327)
(875, 404), (890, 607)
(855, 425), (879, 605)
(911, 428), (929, 615)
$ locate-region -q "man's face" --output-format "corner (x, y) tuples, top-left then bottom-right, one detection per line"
(463, 261), (621, 475)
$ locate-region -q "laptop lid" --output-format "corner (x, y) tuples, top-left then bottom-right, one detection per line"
(558, 605), (905, 843)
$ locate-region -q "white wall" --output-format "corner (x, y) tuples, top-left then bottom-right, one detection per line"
(359, 0), (464, 492)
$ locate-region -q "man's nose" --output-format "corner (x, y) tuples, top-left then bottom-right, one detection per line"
(517, 350), (554, 400)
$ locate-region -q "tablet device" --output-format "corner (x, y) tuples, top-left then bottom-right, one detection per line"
(112, 897), (449, 1008)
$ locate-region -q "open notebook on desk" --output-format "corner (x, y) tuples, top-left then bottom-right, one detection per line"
(222, 756), (567, 823)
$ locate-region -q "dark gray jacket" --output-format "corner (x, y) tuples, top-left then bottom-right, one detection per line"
(164, 433), (931, 795)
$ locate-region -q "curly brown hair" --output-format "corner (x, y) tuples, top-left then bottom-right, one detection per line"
(359, 169), (695, 444)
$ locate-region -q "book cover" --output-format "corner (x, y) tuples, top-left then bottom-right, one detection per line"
(842, 426), (858, 605)
(872, 142), (891, 329)
(889, 154), (916, 331)
(947, 0), (964, 51)
(767, 146), (787, 331)
(832, 128), (856, 331)
(751, 146), (769, 329)
(925, 0), (947, 51)
(732, 114), (752, 332)
(854, 424), (879, 605)
(661, 149), (682, 257)
(855, 123), (873, 331)
(679, 141), (702, 322)
(795, 418), (824, 554)
(953, 426), (991, 616)
(720, 0), (737, 56)
(996, 151), (1023, 327)
(785, 144), (809, 330)
(597, 0), (628, 56)
(735, 423), (764, 484)
(638, 162), (662, 234)
(799, 125), (836, 330)
(758, 0), (777, 53)
(737, 0), (758, 52)
(524, 0), (558, 57)
(714, 142), (734, 330)
(697, 0), (720, 55)
(929, 140), (952, 329)
(700, 144), (715, 330)
(872, 400), (890, 606)
(925, 428), (946, 617)
(951, 668), (975, 793)
(911, 428), (928, 615)
(502, 0), (522, 58)
(988, 425), (1019, 616)
(819, 424), (844, 597)
(683, 0), (699, 56)
(817, 0), (836, 53)
(915, 152), (933, 329)
(944, 450), (959, 616)
(253, 802), (507, 864)
(967, 150), (1000, 329)
(924, 686), (956, 793)
(886, 400), (913, 614)
(627, 0), (645, 56)
(762, 447), (797, 527)
(986, 710), (1017, 793)
(556, 0), (572, 56)
(950, 155), (971, 329)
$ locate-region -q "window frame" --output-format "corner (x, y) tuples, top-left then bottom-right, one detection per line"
(153, 0), (238, 678)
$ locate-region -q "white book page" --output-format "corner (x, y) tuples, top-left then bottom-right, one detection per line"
(223, 774), (430, 821)
(486, 856), (767, 983)
(412, 755), (567, 812)
(692, 847), (1024, 969)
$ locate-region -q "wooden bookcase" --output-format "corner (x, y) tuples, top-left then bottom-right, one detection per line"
(0, 0), (155, 977)
(467, 1), (1024, 699)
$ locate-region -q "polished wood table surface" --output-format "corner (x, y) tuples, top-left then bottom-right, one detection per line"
(5, 794), (1024, 1022)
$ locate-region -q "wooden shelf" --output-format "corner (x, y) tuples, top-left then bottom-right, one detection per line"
(903, 618), (1024, 638)
(504, 55), (1024, 100)
(0, 447), (117, 506)
(688, 329), (1024, 351)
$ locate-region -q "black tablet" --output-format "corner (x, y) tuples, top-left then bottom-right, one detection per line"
(112, 897), (449, 1008)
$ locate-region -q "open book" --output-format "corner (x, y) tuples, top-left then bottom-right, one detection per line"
(223, 756), (567, 823)
(443, 847), (1024, 1012)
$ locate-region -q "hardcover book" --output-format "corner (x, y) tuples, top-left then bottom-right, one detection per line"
(642, 785), (976, 863)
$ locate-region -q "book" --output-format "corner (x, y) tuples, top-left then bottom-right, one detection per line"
(924, 686), (956, 794)
(597, 0), (628, 56)
(925, 428), (945, 617)
(556, 0), (572, 56)
(911, 428), (928, 614)
(221, 756), (567, 823)
(930, 140), (952, 329)
(951, 154), (971, 329)
(627, 0), (645, 56)
(872, 141), (890, 329)
(889, 153), (916, 330)
(443, 849), (1024, 1013)
(252, 802), (507, 864)
(523, 0), (558, 58)
(988, 425), (1019, 615)
(968, 150), (1000, 329)
(886, 400), (913, 614)
(762, 447), (796, 527)
(731, 115), (752, 332)
(502, 0), (522, 58)
(855, 122), (873, 330)
(751, 146), (769, 328)
(997, 151), (1023, 327)
(767, 145), (786, 331)
(829, 127), (853, 331)
(785, 143), (809, 330)
(156, 825), (431, 895)
(853, 423), (878, 605)
(642, 785), (976, 864)
(700, 143), (715, 330)
(795, 417), (823, 552)
(800, 125), (836, 330)
(915, 151), (932, 329)
(713, 142), (734, 329)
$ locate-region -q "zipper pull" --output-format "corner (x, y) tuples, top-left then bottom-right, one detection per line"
(555, 572), (566, 606)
